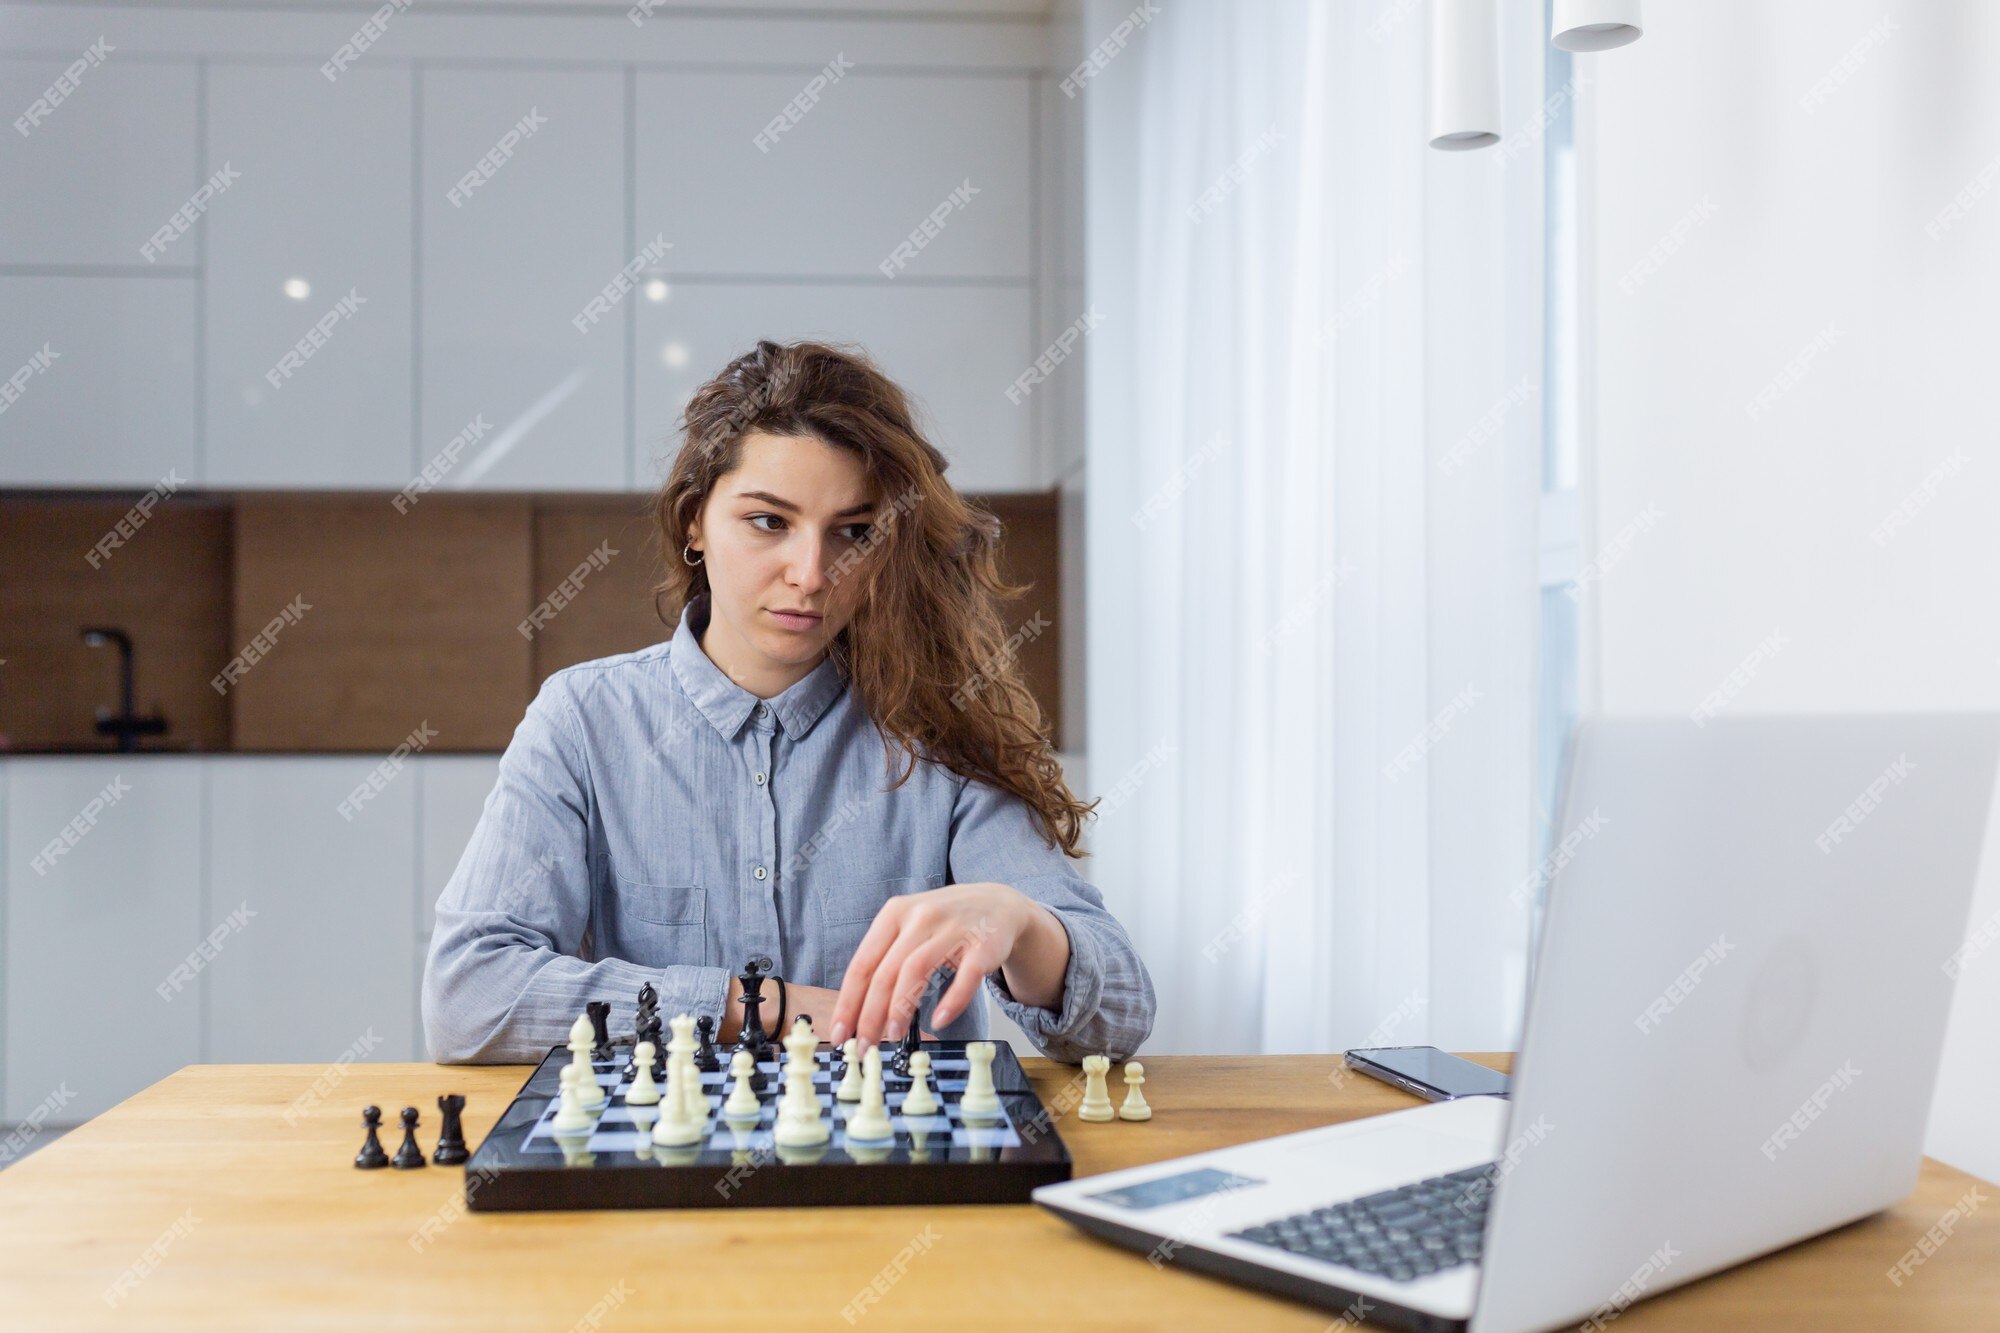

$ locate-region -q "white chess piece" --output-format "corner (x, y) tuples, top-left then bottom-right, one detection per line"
(1118, 1060), (1152, 1121)
(773, 1018), (830, 1147)
(652, 1014), (705, 1146)
(625, 1040), (661, 1105)
(569, 1015), (605, 1107)
(672, 1014), (708, 1125)
(722, 1049), (761, 1120)
(552, 1062), (593, 1133)
(959, 1041), (1001, 1120)
(844, 1045), (893, 1141)
(836, 1038), (863, 1102)
(1078, 1053), (1114, 1121)
(899, 1050), (939, 1117)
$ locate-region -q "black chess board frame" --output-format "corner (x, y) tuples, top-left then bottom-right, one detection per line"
(463, 1039), (1073, 1211)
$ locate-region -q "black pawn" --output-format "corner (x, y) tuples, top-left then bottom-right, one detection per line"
(391, 1106), (427, 1169)
(890, 1020), (921, 1077)
(354, 1105), (389, 1169)
(694, 1015), (720, 1072)
(587, 1000), (613, 1062)
(433, 1094), (468, 1166)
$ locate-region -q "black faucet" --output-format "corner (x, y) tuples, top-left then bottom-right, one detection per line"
(80, 627), (168, 752)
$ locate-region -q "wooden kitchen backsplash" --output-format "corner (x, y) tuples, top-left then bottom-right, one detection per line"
(2, 490), (1062, 753)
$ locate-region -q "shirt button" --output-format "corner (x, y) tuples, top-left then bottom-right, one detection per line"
(754, 772), (767, 785)
(753, 865), (767, 880)
(754, 703), (767, 717)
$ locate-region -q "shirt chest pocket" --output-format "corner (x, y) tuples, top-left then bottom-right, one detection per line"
(812, 872), (946, 927)
(611, 875), (708, 965)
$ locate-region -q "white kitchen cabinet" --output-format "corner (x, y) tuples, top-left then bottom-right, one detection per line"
(205, 758), (420, 1064)
(633, 281), (1034, 492)
(3, 758), (204, 1125)
(420, 69), (627, 491)
(0, 57), (198, 268)
(0, 274), (198, 487)
(202, 64), (414, 488)
(634, 72), (1033, 280)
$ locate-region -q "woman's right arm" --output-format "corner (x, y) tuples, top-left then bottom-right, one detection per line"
(420, 672), (731, 1064)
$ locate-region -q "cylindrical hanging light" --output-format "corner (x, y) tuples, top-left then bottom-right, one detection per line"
(1552, 0), (1643, 52)
(1428, 0), (1501, 152)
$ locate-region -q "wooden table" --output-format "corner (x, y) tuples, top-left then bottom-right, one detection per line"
(0, 1053), (1993, 1329)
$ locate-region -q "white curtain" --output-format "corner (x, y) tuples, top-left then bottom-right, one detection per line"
(1078, 0), (1547, 1055)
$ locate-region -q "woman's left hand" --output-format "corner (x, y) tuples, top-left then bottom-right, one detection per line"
(827, 881), (1058, 1049)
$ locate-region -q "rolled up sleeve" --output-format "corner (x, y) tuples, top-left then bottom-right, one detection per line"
(948, 773), (1155, 1064)
(420, 673), (730, 1064)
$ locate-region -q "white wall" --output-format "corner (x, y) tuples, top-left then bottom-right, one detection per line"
(1582, 0), (2000, 1183)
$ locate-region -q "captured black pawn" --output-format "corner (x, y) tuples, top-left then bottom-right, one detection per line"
(391, 1105), (427, 1169)
(354, 1105), (390, 1169)
(433, 1094), (468, 1166)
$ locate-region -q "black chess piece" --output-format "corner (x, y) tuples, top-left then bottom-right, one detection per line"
(734, 957), (774, 1061)
(587, 1000), (613, 1062)
(391, 1106), (427, 1169)
(694, 1015), (720, 1072)
(890, 1020), (921, 1077)
(433, 1094), (468, 1166)
(643, 1012), (667, 1080)
(354, 1105), (389, 1169)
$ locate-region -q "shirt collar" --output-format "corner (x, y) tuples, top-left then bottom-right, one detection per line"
(669, 593), (848, 742)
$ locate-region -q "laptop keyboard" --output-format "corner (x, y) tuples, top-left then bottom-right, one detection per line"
(1225, 1163), (1495, 1283)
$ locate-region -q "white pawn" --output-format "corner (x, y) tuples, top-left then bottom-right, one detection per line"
(722, 1049), (761, 1120)
(899, 1051), (939, 1117)
(625, 1040), (660, 1105)
(845, 1045), (893, 1141)
(569, 1015), (605, 1107)
(1078, 1054), (1114, 1122)
(959, 1040), (1001, 1120)
(1118, 1060), (1152, 1121)
(836, 1038), (864, 1102)
(552, 1062), (593, 1133)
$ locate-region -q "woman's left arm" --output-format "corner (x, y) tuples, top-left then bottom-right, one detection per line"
(828, 774), (1156, 1064)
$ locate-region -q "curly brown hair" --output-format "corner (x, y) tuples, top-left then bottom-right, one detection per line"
(650, 339), (1095, 858)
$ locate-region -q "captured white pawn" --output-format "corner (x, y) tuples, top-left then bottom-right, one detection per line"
(1078, 1054), (1115, 1122)
(722, 1049), (761, 1120)
(1118, 1060), (1152, 1121)
(836, 1038), (863, 1102)
(958, 1040), (1001, 1121)
(625, 1040), (661, 1105)
(844, 1046), (894, 1141)
(552, 1061), (593, 1133)
(899, 1050), (939, 1117)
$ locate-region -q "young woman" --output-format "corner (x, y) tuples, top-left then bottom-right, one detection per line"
(422, 340), (1154, 1065)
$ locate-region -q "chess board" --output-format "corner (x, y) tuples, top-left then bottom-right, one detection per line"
(463, 1039), (1073, 1211)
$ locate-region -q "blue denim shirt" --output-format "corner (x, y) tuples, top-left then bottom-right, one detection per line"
(422, 592), (1154, 1065)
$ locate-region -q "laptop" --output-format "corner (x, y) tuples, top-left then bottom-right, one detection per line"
(1033, 714), (2000, 1331)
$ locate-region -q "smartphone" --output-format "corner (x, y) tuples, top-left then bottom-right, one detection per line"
(1345, 1046), (1510, 1101)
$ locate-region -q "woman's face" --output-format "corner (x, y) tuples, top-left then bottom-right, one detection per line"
(687, 429), (880, 681)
